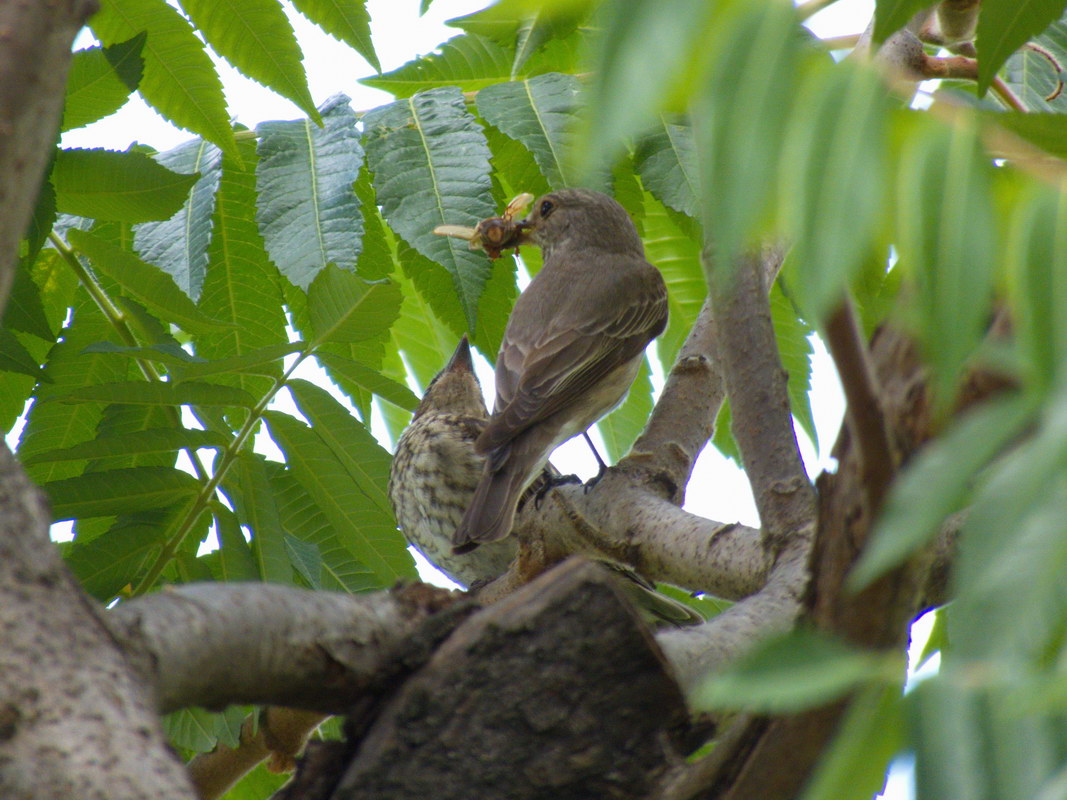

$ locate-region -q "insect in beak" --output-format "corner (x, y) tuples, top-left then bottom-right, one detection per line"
(433, 193), (534, 259)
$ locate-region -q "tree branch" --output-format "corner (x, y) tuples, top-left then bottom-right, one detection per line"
(824, 299), (896, 516)
(108, 583), (471, 715)
(707, 243), (816, 547)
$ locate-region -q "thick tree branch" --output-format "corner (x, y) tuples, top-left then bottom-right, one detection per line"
(656, 531), (811, 694)
(108, 583), (469, 715)
(0, 0), (97, 307)
(707, 243), (816, 547)
(0, 440), (196, 800)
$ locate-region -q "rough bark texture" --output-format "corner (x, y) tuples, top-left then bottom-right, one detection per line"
(109, 582), (468, 715)
(0, 445), (196, 800)
(289, 559), (694, 800)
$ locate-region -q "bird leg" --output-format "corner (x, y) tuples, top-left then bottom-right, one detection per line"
(582, 431), (610, 491)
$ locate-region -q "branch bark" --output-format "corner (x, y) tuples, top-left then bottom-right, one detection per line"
(109, 582), (468, 715)
(706, 243), (816, 549)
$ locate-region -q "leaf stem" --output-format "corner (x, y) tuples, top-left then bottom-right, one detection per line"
(48, 231), (211, 482)
(130, 350), (311, 596)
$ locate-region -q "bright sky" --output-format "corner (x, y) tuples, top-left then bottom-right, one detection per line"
(59, 2), (929, 797)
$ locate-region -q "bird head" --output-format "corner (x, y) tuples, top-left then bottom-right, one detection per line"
(518, 188), (644, 260)
(413, 335), (489, 419)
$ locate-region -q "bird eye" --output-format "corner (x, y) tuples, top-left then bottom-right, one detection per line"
(540, 199), (554, 217)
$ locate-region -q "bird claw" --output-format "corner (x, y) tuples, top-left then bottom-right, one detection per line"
(583, 463), (610, 493)
(534, 472), (583, 509)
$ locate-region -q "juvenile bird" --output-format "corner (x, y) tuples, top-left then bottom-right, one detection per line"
(452, 188), (668, 552)
(388, 336), (516, 587)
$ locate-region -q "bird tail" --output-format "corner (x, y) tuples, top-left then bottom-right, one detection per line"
(452, 459), (528, 554)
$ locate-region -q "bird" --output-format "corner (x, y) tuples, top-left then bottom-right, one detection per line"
(452, 188), (668, 553)
(388, 336), (517, 587)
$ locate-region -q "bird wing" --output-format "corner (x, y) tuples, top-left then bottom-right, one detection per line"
(478, 254), (666, 454)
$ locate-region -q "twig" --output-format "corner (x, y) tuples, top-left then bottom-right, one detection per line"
(824, 298), (895, 516)
(991, 76), (1028, 112)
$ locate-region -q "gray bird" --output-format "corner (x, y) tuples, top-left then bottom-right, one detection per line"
(389, 337), (703, 626)
(452, 188), (668, 552)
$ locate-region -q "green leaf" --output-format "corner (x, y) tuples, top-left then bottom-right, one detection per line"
(780, 62), (888, 323)
(0, 329), (43, 379)
(90, 0), (238, 158)
(363, 88), (497, 329)
(695, 628), (897, 713)
(477, 73), (582, 187)
(597, 356), (652, 463)
(52, 148), (199, 223)
(389, 258), (465, 388)
(64, 512), (169, 600)
(263, 409), (414, 585)
(133, 137), (223, 301)
(315, 352), (418, 410)
(1001, 15), (1067, 113)
(632, 191), (705, 371)
(175, 342), (305, 380)
(228, 453), (292, 584)
(290, 0), (379, 73)
(800, 684), (906, 800)
(770, 283), (817, 451)
(20, 176), (57, 269)
(471, 245), (519, 358)
(634, 117), (700, 219)
(286, 378), (394, 516)
(5, 264), (55, 343)
(447, 1), (590, 75)
(872, 0), (931, 43)
(255, 94), (364, 289)
(24, 427), (226, 465)
(18, 301), (130, 484)
(949, 389), (1067, 663)
(895, 115), (997, 408)
(214, 506), (258, 582)
(66, 229), (232, 334)
(696, 1), (799, 270)
(180, 0), (319, 123)
(576, 0), (708, 176)
(43, 466), (200, 520)
(307, 264), (401, 345)
(1008, 185), (1067, 389)
(81, 340), (204, 367)
(850, 394), (1035, 592)
(977, 0), (1067, 94)
(908, 678), (987, 800)
(284, 533), (323, 589)
(62, 33), (145, 132)
(983, 112), (1067, 161)
(267, 463), (379, 593)
(53, 380), (254, 407)
(361, 33), (518, 97)
(198, 135), (289, 404)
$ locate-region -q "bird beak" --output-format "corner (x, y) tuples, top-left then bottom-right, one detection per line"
(446, 335), (473, 373)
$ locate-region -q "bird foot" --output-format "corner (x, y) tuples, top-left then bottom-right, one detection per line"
(534, 473), (583, 509)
